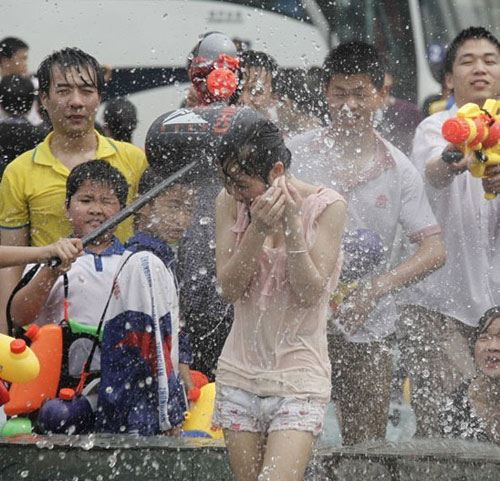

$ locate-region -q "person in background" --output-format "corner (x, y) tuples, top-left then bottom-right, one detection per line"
(128, 168), (196, 400)
(401, 26), (500, 438)
(103, 97), (138, 144)
(173, 33), (241, 381)
(238, 50), (278, 118)
(440, 307), (500, 443)
(0, 36), (43, 126)
(0, 238), (81, 269)
(0, 37), (29, 79)
(0, 75), (48, 177)
(422, 64), (454, 117)
(10, 160), (128, 378)
(0, 47), (147, 334)
(378, 70), (423, 156)
(273, 68), (322, 137)
(288, 41), (446, 445)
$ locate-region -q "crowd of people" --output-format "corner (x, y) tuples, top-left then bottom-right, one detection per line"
(0, 23), (499, 481)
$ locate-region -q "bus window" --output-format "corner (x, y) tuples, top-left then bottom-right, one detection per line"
(204, 0), (309, 22)
(318, 0), (417, 102)
(420, 0), (500, 82)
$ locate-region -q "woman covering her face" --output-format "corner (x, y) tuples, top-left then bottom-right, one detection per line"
(213, 107), (347, 481)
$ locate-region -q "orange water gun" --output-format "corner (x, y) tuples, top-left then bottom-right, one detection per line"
(441, 99), (500, 199)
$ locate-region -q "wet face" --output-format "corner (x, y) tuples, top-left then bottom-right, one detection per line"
(239, 67), (274, 116)
(41, 65), (101, 138)
(224, 165), (267, 207)
(276, 96), (301, 132)
(66, 180), (121, 242)
(450, 39), (500, 107)
(0, 48), (29, 76)
(475, 317), (500, 379)
(145, 185), (196, 244)
(325, 73), (383, 131)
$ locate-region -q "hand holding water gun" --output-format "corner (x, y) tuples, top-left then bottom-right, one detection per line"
(441, 99), (500, 199)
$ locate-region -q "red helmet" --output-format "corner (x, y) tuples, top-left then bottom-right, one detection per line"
(188, 32), (240, 104)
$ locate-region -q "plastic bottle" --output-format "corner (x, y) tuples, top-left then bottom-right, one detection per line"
(37, 388), (94, 434)
(0, 334), (40, 383)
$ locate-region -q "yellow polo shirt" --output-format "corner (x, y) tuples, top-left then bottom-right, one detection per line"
(0, 131), (147, 246)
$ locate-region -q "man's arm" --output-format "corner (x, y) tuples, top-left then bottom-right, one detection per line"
(425, 149), (471, 189)
(344, 234), (446, 334)
(0, 227), (29, 333)
(370, 234), (446, 298)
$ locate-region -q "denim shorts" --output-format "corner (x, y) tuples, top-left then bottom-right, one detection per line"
(212, 384), (328, 436)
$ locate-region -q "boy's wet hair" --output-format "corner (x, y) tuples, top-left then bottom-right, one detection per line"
(218, 108), (291, 184)
(274, 68), (316, 114)
(240, 50), (278, 90)
(0, 75), (35, 115)
(37, 47), (104, 96)
(138, 168), (173, 196)
(444, 27), (500, 75)
(104, 97), (138, 143)
(66, 159), (128, 208)
(0, 37), (28, 61)
(322, 41), (385, 90)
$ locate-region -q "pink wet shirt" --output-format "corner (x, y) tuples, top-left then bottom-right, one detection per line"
(216, 188), (345, 403)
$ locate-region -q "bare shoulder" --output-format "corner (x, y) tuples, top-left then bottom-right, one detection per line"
(316, 194), (347, 230)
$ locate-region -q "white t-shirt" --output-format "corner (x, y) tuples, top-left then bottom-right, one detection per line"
(287, 129), (441, 343)
(406, 106), (500, 326)
(27, 238), (125, 375)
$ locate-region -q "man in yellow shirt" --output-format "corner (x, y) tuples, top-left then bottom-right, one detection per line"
(0, 47), (147, 332)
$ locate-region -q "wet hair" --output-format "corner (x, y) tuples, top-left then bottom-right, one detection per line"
(240, 50), (278, 90)
(104, 97), (137, 143)
(0, 75), (34, 116)
(37, 47), (104, 97)
(0, 37), (28, 61)
(66, 159), (128, 208)
(444, 27), (500, 75)
(477, 306), (500, 338)
(138, 168), (163, 196)
(217, 108), (291, 184)
(322, 41), (385, 90)
(274, 68), (316, 114)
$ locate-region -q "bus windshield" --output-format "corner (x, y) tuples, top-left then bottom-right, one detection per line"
(202, 0), (308, 21)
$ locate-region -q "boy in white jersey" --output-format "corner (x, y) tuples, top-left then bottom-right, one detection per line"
(401, 27), (500, 437)
(287, 42), (446, 444)
(9, 160), (127, 376)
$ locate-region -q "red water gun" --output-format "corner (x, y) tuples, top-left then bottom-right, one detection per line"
(441, 99), (500, 199)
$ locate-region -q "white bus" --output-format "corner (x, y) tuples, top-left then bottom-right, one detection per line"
(2, 0), (500, 144)
(2, 0), (328, 144)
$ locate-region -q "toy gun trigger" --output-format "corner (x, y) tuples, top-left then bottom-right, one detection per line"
(442, 149), (464, 164)
(475, 150), (488, 163)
